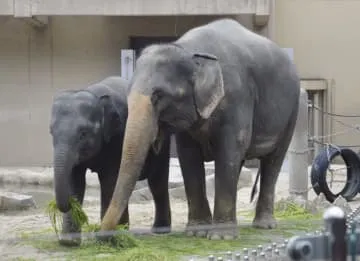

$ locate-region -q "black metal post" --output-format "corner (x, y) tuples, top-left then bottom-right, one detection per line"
(324, 206), (347, 261)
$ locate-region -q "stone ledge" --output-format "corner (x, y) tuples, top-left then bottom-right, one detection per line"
(0, 160), (255, 205)
(0, 192), (37, 211)
(0, 159), (252, 188)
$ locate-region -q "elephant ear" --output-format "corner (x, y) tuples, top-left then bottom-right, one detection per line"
(192, 53), (225, 119)
(98, 95), (122, 143)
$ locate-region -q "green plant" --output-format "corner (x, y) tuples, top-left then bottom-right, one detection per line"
(45, 198), (138, 250)
(45, 197), (88, 235)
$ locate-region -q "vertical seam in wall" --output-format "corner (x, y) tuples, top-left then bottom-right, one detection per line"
(28, 25), (31, 122)
(268, 0), (276, 41)
(27, 23), (32, 165)
(329, 79), (335, 145)
(50, 17), (53, 92)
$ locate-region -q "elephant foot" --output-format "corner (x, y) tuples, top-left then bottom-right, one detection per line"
(151, 217), (171, 234)
(252, 214), (277, 229)
(151, 225), (171, 234)
(207, 222), (238, 240)
(185, 221), (211, 238)
(58, 233), (81, 247)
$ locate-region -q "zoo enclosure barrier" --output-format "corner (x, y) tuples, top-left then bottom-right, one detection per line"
(287, 206), (360, 261)
(186, 206), (360, 261)
(287, 87), (360, 203)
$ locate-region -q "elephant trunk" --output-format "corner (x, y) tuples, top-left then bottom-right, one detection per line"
(54, 146), (75, 213)
(100, 91), (158, 231)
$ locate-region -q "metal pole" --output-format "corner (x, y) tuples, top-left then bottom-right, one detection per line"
(324, 206), (347, 261)
(313, 92), (321, 157)
(289, 88), (309, 200)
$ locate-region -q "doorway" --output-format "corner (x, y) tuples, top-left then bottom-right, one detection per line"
(129, 36), (179, 58)
(129, 36), (179, 157)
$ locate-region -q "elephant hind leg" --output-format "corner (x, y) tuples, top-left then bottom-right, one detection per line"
(253, 113), (298, 229)
(252, 152), (283, 229)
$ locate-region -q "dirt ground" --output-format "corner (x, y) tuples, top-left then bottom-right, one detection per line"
(0, 163), (357, 260)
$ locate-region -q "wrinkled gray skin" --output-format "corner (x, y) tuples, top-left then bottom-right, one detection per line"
(100, 18), (300, 240)
(50, 76), (171, 246)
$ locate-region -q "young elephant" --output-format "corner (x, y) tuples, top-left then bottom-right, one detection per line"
(49, 76), (171, 246)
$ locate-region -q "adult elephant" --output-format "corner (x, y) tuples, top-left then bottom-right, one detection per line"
(49, 76), (171, 246)
(100, 18), (300, 240)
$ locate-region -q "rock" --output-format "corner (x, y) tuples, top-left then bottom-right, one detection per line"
(82, 196), (100, 207)
(129, 187), (153, 203)
(0, 192), (37, 211)
(134, 180), (148, 191)
(332, 195), (352, 214)
(0, 168), (53, 187)
(169, 186), (186, 200)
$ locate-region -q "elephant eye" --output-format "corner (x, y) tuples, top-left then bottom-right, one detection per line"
(152, 89), (166, 107)
(78, 128), (90, 140)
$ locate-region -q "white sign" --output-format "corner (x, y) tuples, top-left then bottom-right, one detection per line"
(121, 49), (135, 81)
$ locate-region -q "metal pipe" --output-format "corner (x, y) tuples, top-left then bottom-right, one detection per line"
(289, 88), (309, 200)
(324, 206), (347, 261)
(313, 91), (322, 157)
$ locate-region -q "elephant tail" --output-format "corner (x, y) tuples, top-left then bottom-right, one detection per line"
(250, 166), (261, 203)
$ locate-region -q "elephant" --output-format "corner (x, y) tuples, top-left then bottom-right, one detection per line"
(99, 18), (300, 240)
(49, 76), (171, 246)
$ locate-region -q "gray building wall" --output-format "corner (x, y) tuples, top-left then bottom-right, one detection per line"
(275, 0), (360, 150)
(0, 15), (257, 166)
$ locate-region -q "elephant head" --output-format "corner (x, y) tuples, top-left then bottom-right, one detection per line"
(49, 90), (124, 213)
(100, 44), (224, 231)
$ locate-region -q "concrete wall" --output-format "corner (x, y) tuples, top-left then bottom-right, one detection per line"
(274, 0), (360, 149)
(0, 15), (257, 166)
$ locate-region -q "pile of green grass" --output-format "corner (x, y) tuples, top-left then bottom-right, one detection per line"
(22, 221), (320, 261)
(45, 198), (137, 249)
(26, 198), (323, 261)
(240, 199), (322, 221)
(274, 200), (318, 219)
(46, 197), (88, 235)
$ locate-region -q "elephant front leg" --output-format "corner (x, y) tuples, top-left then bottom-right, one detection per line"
(99, 170), (130, 229)
(208, 129), (248, 240)
(59, 167), (86, 246)
(176, 132), (212, 238)
(147, 155), (171, 234)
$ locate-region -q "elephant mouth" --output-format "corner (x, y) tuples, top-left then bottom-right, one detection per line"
(79, 145), (96, 160)
(160, 120), (188, 134)
(159, 114), (196, 133)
